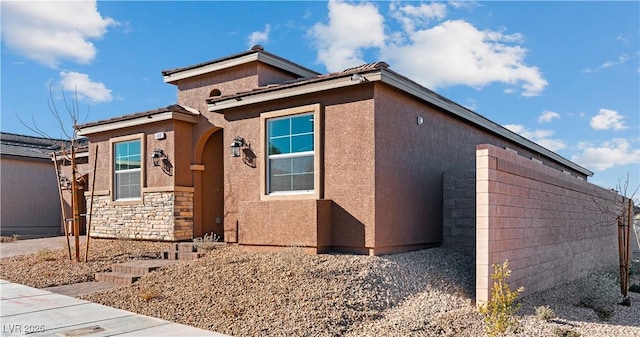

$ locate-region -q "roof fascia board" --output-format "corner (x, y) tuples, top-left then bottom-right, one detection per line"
(164, 54), (260, 83)
(78, 111), (198, 136)
(378, 71), (592, 177)
(164, 53), (317, 83)
(256, 53), (318, 78)
(208, 75), (364, 112)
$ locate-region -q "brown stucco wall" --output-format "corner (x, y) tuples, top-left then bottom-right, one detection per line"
(82, 119), (197, 241)
(238, 199), (332, 251)
(476, 144), (618, 303)
(192, 85), (379, 252)
(0, 157), (62, 238)
(372, 83), (586, 253)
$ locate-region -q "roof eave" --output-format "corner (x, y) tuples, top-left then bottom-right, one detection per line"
(207, 73), (369, 112)
(78, 111), (199, 136)
(377, 71), (593, 177)
(206, 69), (592, 178)
(163, 52), (318, 84)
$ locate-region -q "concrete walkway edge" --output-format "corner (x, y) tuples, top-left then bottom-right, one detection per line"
(1, 280), (229, 337)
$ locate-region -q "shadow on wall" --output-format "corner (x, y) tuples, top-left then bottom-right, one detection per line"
(331, 202), (366, 254)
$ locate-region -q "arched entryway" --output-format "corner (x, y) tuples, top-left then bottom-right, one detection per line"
(193, 129), (224, 239)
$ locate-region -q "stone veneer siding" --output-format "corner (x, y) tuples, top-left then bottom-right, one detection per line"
(476, 144), (618, 304)
(88, 191), (193, 241)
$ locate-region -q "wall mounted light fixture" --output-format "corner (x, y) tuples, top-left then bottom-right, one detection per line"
(151, 148), (166, 166)
(230, 136), (245, 157)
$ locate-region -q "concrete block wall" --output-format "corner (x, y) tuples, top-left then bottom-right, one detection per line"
(476, 144), (619, 303)
(443, 170), (476, 256)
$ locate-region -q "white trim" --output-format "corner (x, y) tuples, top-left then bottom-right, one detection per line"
(208, 76), (361, 112)
(163, 52), (318, 83)
(142, 186), (195, 193)
(78, 111), (198, 136)
(260, 104), (322, 201)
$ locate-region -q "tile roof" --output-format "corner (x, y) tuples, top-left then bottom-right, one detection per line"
(78, 105), (197, 129)
(161, 45), (319, 78)
(0, 132), (69, 159)
(206, 61), (390, 104)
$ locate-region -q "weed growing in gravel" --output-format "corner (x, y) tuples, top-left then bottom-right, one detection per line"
(535, 305), (556, 322)
(478, 260), (524, 337)
(629, 283), (640, 293)
(138, 288), (160, 301)
(35, 248), (57, 262)
(553, 327), (581, 337)
(193, 232), (222, 251)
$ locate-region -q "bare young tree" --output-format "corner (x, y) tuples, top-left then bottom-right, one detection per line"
(17, 85), (91, 262)
(592, 173), (639, 299)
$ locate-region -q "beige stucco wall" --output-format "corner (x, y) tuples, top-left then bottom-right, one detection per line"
(1, 157), (62, 238)
(476, 144), (618, 303)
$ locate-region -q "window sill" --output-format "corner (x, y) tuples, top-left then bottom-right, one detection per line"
(111, 198), (143, 206)
(260, 191), (319, 201)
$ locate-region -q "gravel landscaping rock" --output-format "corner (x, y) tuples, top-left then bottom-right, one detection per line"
(2, 241), (638, 336)
(0, 239), (173, 287)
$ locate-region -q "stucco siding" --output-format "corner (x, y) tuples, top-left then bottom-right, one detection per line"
(0, 157), (62, 238)
(372, 84), (586, 252)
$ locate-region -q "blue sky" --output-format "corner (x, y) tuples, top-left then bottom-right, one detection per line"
(1, 1), (638, 194)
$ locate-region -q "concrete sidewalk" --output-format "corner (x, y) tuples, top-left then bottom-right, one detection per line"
(0, 236), (86, 258)
(0, 280), (229, 337)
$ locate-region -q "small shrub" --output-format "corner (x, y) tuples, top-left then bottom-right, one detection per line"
(553, 327), (581, 337)
(478, 260), (524, 337)
(629, 283), (640, 293)
(193, 232), (223, 252)
(535, 305), (556, 322)
(579, 273), (621, 316)
(595, 305), (614, 320)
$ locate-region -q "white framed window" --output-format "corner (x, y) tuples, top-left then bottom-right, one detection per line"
(260, 104), (322, 200)
(113, 138), (142, 200)
(267, 113), (314, 193)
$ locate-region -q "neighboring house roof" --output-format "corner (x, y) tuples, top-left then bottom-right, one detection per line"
(0, 132), (68, 160)
(205, 57), (593, 178)
(162, 45), (320, 83)
(77, 105), (199, 136)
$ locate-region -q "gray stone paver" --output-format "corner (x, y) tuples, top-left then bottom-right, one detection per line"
(44, 281), (122, 297)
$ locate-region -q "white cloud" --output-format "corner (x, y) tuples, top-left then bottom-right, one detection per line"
(390, 2), (447, 33)
(590, 109), (628, 131)
(383, 19), (547, 96)
(572, 139), (640, 171)
(503, 124), (567, 151)
(538, 110), (560, 123)
(309, 0), (386, 72)
(308, 1), (547, 96)
(1, 1), (115, 68)
(247, 24), (271, 48)
(601, 54), (629, 68)
(59, 71), (112, 103)
(582, 54), (629, 73)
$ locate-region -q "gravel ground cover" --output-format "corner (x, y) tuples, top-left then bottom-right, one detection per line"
(0, 239), (173, 288)
(2, 241), (638, 336)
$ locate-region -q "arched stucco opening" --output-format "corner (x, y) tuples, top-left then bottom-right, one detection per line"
(193, 128), (224, 239)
